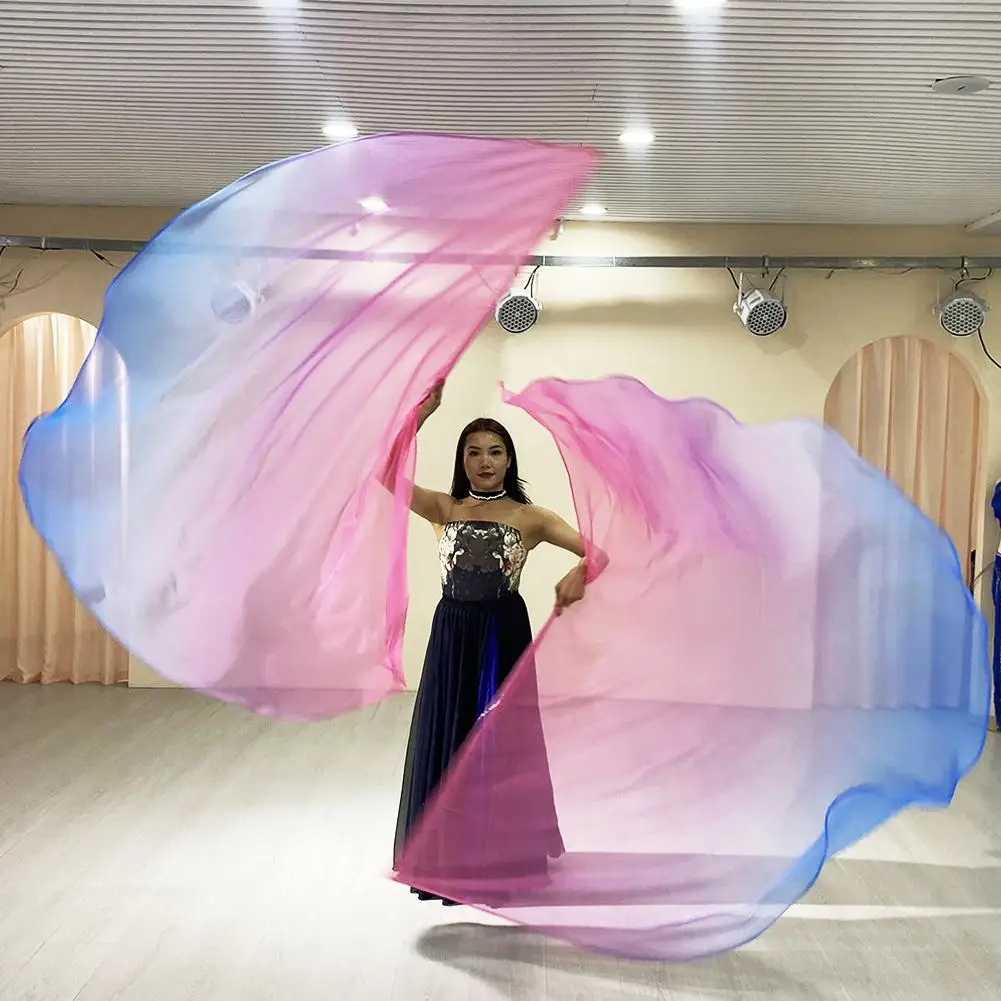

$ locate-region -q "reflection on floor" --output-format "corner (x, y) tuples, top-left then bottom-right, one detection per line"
(0, 684), (997, 1000)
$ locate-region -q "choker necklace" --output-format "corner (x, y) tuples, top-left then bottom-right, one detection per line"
(469, 489), (506, 502)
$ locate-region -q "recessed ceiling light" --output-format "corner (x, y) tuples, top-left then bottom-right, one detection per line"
(359, 196), (389, 214)
(322, 120), (359, 141)
(618, 128), (655, 149)
(579, 203), (607, 217)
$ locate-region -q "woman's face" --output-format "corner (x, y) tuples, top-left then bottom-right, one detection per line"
(463, 431), (510, 493)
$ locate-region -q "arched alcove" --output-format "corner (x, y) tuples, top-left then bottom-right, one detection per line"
(825, 335), (986, 586)
(0, 312), (129, 684)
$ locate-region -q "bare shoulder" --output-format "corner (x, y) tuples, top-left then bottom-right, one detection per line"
(436, 493), (462, 525)
(524, 505), (559, 529)
(518, 504), (557, 548)
(524, 505), (585, 556)
(410, 485), (458, 526)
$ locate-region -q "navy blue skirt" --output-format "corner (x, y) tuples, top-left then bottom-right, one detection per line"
(394, 592), (563, 903)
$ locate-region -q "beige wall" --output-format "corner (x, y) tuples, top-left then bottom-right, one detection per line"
(3, 206), (1001, 689)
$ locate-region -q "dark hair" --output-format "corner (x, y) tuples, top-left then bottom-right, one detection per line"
(449, 418), (531, 505)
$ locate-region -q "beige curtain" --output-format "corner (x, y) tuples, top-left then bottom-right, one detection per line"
(0, 313), (129, 684)
(824, 335), (983, 585)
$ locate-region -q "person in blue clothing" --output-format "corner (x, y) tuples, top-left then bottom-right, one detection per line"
(990, 482), (1001, 731)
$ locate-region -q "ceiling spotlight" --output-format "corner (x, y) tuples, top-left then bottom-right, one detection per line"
(322, 120), (359, 141)
(937, 288), (989, 336)
(733, 275), (787, 337)
(579, 202), (607, 217)
(358, 196), (389, 214)
(618, 128), (655, 149)
(495, 290), (541, 334)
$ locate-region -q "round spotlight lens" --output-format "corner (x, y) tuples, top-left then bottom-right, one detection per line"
(938, 292), (989, 336)
(734, 289), (787, 337)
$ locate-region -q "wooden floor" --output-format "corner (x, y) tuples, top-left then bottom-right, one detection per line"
(1, 684), (999, 1001)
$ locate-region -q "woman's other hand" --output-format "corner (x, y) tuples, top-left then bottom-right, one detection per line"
(554, 562), (587, 615)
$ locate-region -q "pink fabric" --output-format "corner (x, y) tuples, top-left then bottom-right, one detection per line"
(19, 134), (596, 720)
(393, 376), (988, 960)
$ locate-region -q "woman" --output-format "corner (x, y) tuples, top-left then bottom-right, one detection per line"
(391, 381), (593, 904)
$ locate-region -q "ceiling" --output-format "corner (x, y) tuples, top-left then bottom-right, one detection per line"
(1, 0), (1000, 224)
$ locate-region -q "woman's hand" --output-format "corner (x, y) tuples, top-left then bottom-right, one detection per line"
(554, 561), (587, 615)
(417, 380), (444, 429)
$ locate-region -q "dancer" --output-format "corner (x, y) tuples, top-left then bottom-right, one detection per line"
(390, 382), (591, 903)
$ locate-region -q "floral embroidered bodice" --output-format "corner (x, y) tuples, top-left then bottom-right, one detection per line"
(438, 520), (527, 601)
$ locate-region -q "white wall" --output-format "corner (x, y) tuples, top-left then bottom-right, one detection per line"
(3, 207), (1000, 690)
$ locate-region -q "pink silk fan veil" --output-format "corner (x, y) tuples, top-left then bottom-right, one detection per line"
(19, 134), (989, 962)
(393, 377), (989, 960)
(19, 133), (596, 720)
